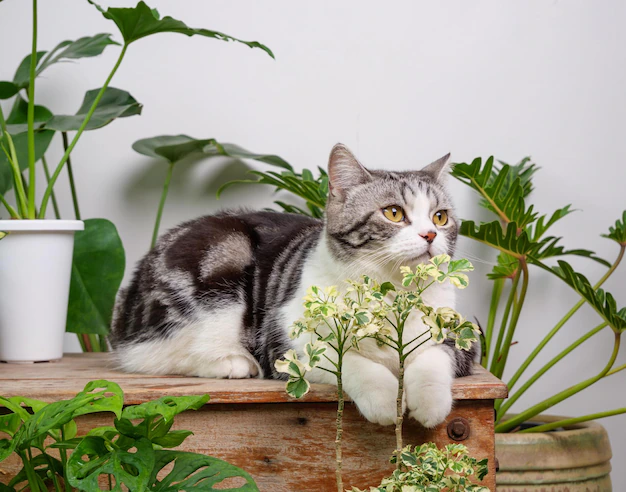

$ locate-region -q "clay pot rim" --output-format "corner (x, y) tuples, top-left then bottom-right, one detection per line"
(497, 413), (605, 438)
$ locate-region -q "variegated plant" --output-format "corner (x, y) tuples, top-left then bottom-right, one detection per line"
(352, 443), (489, 492)
(274, 255), (483, 492)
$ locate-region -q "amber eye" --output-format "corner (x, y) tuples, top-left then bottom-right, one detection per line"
(433, 210), (448, 226)
(383, 206), (405, 223)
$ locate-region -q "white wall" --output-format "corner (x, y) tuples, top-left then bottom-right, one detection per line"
(2, 0), (625, 485)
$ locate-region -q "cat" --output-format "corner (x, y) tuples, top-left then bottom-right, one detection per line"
(111, 143), (477, 428)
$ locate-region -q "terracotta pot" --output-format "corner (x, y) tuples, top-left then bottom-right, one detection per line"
(496, 415), (612, 491)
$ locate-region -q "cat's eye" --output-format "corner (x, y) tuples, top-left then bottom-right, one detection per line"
(383, 206), (405, 223)
(433, 210), (448, 226)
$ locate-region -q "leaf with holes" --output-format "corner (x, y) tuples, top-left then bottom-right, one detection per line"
(66, 219), (125, 335)
(86, 0), (274, 59)
(150, 450), (259, 491)
(67, 436), (154, 492)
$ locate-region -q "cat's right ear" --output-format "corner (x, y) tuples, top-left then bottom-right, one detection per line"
(328, 143), (371, 200)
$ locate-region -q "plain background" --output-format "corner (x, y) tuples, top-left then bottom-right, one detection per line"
(2, 0), (625, 485)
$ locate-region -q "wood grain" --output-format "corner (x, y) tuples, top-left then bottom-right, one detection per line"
(0, 354), (506, 491)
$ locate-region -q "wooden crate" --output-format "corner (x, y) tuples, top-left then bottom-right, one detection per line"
(0, 353), (507, 491)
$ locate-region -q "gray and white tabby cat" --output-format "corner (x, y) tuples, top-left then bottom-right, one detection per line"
(111, 144), (476, 428)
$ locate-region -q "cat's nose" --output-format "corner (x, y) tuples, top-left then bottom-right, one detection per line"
(420, 231), (437, 244)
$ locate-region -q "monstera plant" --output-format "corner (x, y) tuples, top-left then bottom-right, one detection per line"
(0, 1), (273, 359)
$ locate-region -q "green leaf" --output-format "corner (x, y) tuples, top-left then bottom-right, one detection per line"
(45, 87), (142, 131)
(66, 219), (125, 335)
(530, 204), (575, 241)
(12, 51), (47, 88)
(120, 394), (209, 422)
(5, 93), (52, 133)
(601, 210), (626, 246)
(150, 450), (259, 491)
(286, 378), (310, 399)
(132, 135), (293, 170)
(488, 253), (519, 280)
(380, 281), (396, 295)
(151, 430), (194, 448)
(36, 34), (120, 76)
(0, 81), (19, 100)
(67, 436), (154, 491)
(87, 0), (274, 59)
(8, 453), (63, 490)
(459, 220), (535, 258)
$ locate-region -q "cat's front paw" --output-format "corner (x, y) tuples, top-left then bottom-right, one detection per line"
(407, 386), (452, 428)
(352, 387), (404, 426)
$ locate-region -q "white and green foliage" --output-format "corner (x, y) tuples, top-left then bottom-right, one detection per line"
(0, 381), (258, 492)
(352, 443), (489, 492)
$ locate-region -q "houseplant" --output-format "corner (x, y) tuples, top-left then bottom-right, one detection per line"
(219, 155), (625, 489)
(0, 0), (273, 360)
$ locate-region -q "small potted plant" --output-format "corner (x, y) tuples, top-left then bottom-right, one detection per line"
(0, 0), (273, 361)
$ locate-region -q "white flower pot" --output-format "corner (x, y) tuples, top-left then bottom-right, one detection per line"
(0, 220), (84, 362)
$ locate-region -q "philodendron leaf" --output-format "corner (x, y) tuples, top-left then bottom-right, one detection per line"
(12, 51), (47, 88)
(132, 135), (293, 170)
(459, 220), (536, 258)
(45, 87), (142, 131)
(120, 395), (209, 422)
(36, 34), (120, 75)
(0, 81), (19, 100)
(601, 210), (626, 246)
(66, 219), (125, 335)
(5, 94), (53, 134)
(87, 0), (274, 59)
(150, 450), (259, 491)
(67, 436), (154, 492)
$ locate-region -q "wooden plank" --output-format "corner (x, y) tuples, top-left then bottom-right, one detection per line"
(0, 400), (497, 491)
(0, 353), (508, 402)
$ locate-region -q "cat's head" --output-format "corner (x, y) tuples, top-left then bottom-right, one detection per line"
(325, 143), (458, 273)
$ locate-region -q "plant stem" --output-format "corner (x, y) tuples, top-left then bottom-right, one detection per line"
(335, 354), (344, 492)
(483, 278), (504, 367)
(0, 193), (19, 218)
(152, 162), (174, 248)
(59, 428), (71, 492)
(18, 450), (41, 492)
(2, 136), (29, 217)
(489, 271), (521, 375)
(522, 407), (626, 434)
(41, 155), (61, 219)
(606, 363), (625, 377)
(496, 332), (621, 433)
(395, 357), (405, 470)
(497, 321), (607, 422)
(62, 132), (81, 220)
(39, 44), (128, 218)
(507, 245), (624, 392)
(493, 259), (529, 380)
(26, 0), (38, 219)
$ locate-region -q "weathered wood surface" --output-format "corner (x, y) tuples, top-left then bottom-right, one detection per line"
(0, 353), (507, 491)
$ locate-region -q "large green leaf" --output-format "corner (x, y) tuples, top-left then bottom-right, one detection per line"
(150, 450), (259, 491)
(66, 218), (125, 335)
(452, 157), (537, 228)
(0, 81), (18, 100)
(132, 135), (293, 170)
(0, 96), (55, 195)
(534, 260), (626, 333)
(459, 220), (536, 258)
(36, 34), (120, 76)
(87, 0), (274, 58)
(529, 204), (575, 241)
(67, 436), (154, 492)
(45, 87), (142, 131)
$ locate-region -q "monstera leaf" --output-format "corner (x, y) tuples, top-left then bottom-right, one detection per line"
(149, 451), (259, 491)
(45, 87), (142, 131)
(452, 157), (537, 228)
(87, 0), (274, 58)
(459, 220), (536, 258)
(66, 219), (125, 335)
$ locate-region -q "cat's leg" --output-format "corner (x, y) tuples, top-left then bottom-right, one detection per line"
(404, 345), (454, 428)
(335, 352), (403, 426)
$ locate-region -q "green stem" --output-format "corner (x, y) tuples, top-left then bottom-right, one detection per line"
(0, 193), (19, 218)
(496, 333), (621, 433)
(26, 0), (38, 219)
(483, 278), (505, 367)
(522, 407), (626, 434)
(335, 353), (344, 492)
(39, 44), (128, 218)
(606, 363), (625, 377)
(62, 132), (81, 220)
(497, 321), (608, 422)
(41, 155), (61, 219)
(151, 161), (174, 248)
(493, 259), (529, 380)
(99, 334), (109, 352)
(507, 245), (624, 392)
(59, 428), (71, 492)
(490, 270), (521, 375)
(18, 450), (41, 492)
(395, 356), (405, 470)
(2, 135), (29, 217)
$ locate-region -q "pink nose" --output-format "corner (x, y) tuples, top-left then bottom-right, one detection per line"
(420, 231), (437, 244)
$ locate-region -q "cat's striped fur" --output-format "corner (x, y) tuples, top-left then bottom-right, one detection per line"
(111, 144), (477, 427)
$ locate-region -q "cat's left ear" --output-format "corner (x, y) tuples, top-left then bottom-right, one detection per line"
(421, 153), (451, 181)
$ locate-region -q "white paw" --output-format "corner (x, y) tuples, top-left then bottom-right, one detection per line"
(352, 386), (405, 426)
(195, 355), (258, 379)
(407, 386), (452, 428)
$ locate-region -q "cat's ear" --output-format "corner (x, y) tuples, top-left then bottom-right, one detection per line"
(328, 143), (371, 199)
(421, 153), (451, 181)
